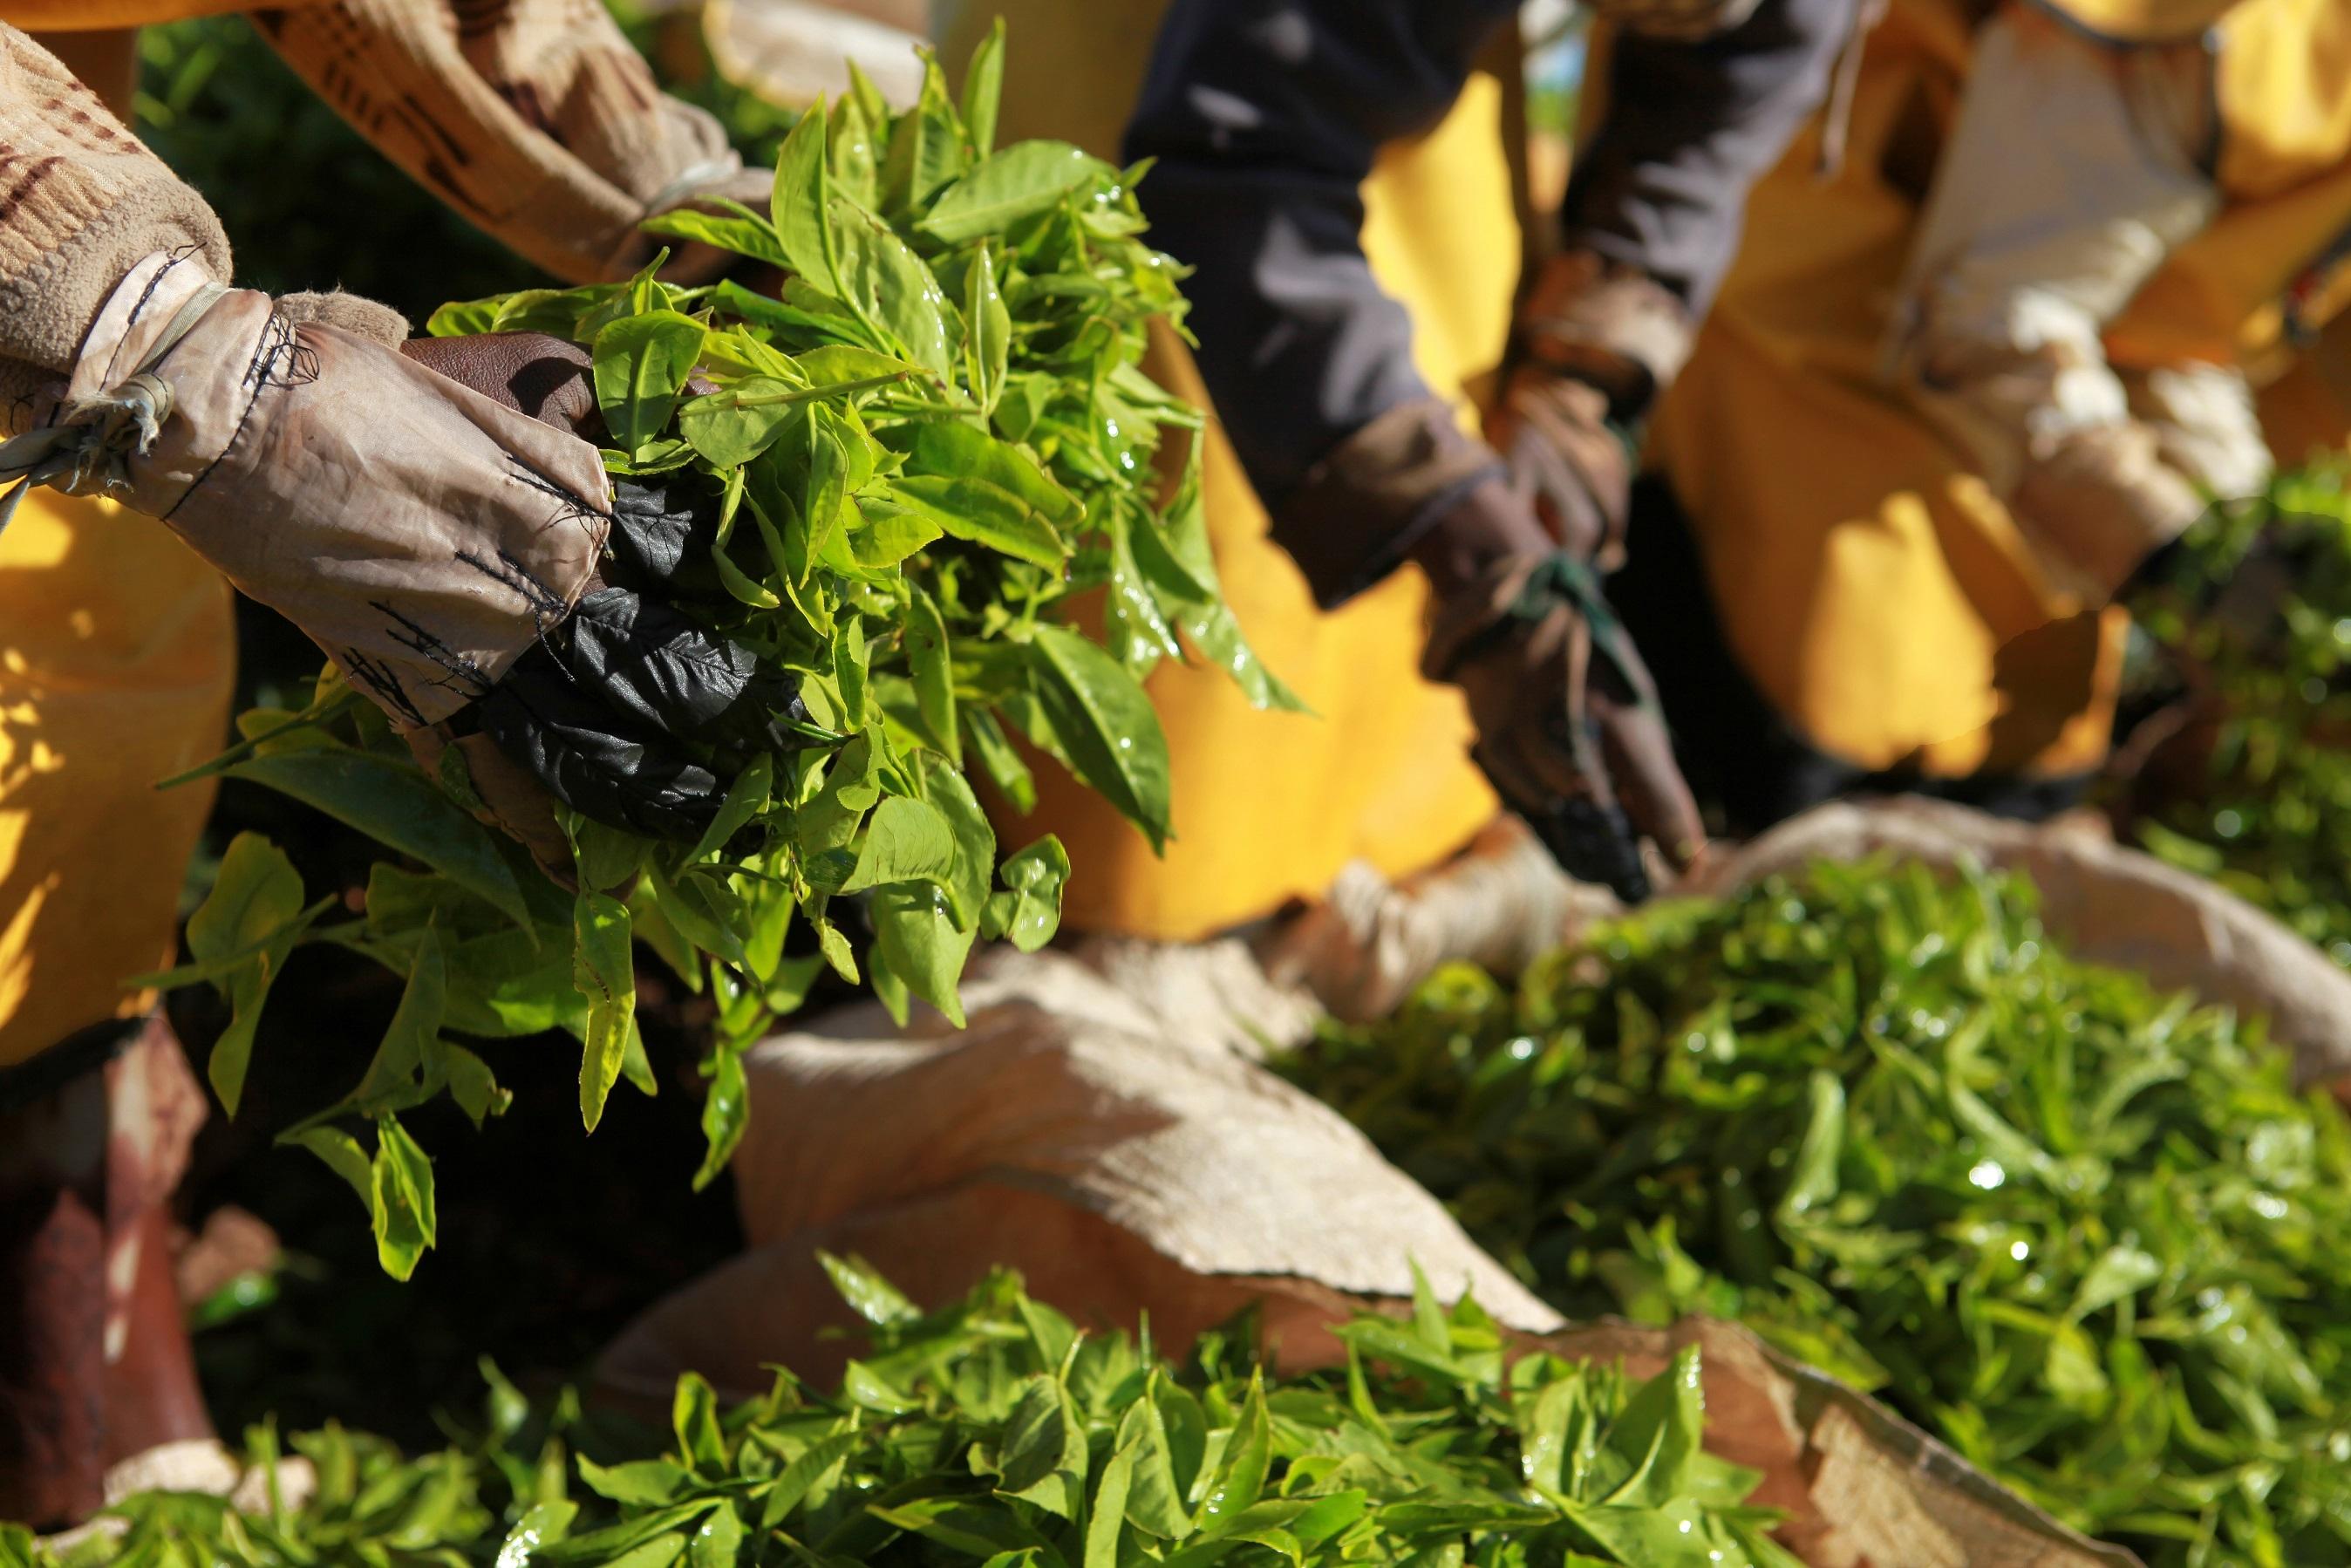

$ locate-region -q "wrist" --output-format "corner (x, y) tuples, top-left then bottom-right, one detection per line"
(1271, 397), (1509, 610)
(1406, 475), (1558, 603)
(1512, 249), (1693, 423)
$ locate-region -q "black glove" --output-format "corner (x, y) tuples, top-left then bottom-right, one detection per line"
(474, 474), (808, 842)
(399, 333), (810, 846)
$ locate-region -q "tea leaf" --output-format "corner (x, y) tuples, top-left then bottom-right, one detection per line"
(1028, 626), (1171, 849)
(572, 891), (636, 1134)
(594, 310), (706, 459)
(921, 141), (1109, 244)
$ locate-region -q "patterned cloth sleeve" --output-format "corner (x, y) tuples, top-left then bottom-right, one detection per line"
(255, 0), (766, 286)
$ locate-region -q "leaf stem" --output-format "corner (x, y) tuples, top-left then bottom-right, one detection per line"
(721, 371), (917, 409)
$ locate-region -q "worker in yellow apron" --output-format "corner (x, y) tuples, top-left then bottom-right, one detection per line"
(943, 0), (1858, 933)
(968, 0), (2351, 928)
(0, 4), (782, 1524)
(1632, 0), (2351, 820)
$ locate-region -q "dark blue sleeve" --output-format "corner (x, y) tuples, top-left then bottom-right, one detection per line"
(1122, 0), (1522, 511)
(1564, 0), (1858, 315)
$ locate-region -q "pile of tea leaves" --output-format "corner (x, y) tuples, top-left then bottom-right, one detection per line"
(157, 24), (1295, 1278)
(1282, 859), (2351, 1565)
(5, 1260), (1800, 1568)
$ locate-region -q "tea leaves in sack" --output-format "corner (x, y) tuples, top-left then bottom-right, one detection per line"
(1285, 859), (2351, 1565)
(13, 1263), (1800, 1568)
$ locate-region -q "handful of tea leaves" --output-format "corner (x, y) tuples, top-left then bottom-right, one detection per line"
(7, 1261), (1799, 1568)
(158, 27), (1293, 1278)
(1285, 860), (2351, 1565)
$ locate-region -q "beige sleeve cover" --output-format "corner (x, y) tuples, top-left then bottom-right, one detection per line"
(254, 0), (765, 285)
(1889, 4), (2259, 598)
(0, 24), (232, 431)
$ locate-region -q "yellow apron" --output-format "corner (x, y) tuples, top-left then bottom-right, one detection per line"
(5, 1), (296, 25)
(0, 16), (236, 1067)
(2041, 0), (2237, 40)
(1648, 0), (2351, 781)
(0, 493), (234, 1067)
(942, 3), (1503, 942)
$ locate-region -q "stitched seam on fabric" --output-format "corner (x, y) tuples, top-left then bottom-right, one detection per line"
(161, 310), (291, 525)
(105, 246), (194, 386)
(373, 599), (497, 702)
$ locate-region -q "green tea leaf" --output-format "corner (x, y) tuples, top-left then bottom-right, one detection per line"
(370, 1112), (436, 1281)
(831, 200), (954, 378)
(1027, 626), (1172, 850)
(444, 1043), (510, 1128)
(818, 1252), (921, 1329)
(694, 1046), (748, 1192)
(772, 102), (839, 297)
(1086, 1440), (1135, 1568)
(348, 924), (448, 1115)
(966, 242), (1011, 414)
(960, 17), (1006, 156)
(641, 205), (791, 270)
(572, 892), (636, 1133)
(888, 474), (1066, 568)
(983, 836), (1069, 951)
(687, 754), (774, 866)
(1197, 1373), (1270, 1535)
(678, 378), (803, 468)
(1775, 1070), (1844, 1221)
(1129, 464), (1305, 713)
(869, 884), (973, 1027)
(921, 141), (1110, 244)
(965, 708), (1038, 815)
(917, 759), (995, 932)
(907, 588), (960, 763)
(838, 794), (957, 896)
(182, 831), (312, 1115)
(228, 751), (530, 927)
(594, 310), (706, 459)
(880, 54), (968, 216)
(673, 1374), (727, 1474)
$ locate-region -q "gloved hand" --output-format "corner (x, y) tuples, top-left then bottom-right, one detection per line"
(1273, 395), (1705, 902)
(395, 331), (808, 848)
(1484, 249), (1696, 562)
(0, 250), (798, 859)
(1410, 473), (1707, 902)
(0, 250), (610, 730)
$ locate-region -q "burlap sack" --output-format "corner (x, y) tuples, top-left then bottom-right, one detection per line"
(596, 937), (1564, 1408)
(1535, 1319), (2136, 1568)
(1687, 795), (2351, 1088)
(597, 825), (2130, 1565)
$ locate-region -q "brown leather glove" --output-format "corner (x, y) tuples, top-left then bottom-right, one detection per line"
(1413, 477), (1707, 900)
(1272, 397), (1706, 901)
(1485, 249), (1695, 563)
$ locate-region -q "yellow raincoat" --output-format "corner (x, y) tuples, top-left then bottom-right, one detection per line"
(0, 12), (235, 1067)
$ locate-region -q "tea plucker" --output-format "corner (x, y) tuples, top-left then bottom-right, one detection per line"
(0, 0), (787, 1524)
